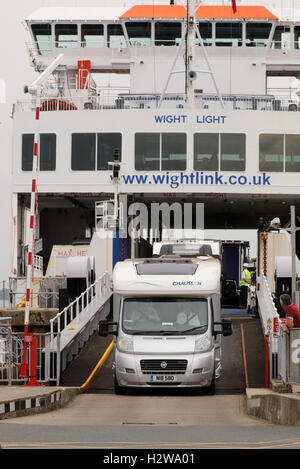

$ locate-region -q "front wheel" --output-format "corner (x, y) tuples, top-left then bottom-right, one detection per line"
(114, 373), (127, 395)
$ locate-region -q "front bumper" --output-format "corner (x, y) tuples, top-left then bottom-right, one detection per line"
(115, 350), (217, 388)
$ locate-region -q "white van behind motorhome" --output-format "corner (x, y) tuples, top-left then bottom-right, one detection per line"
(99, 253), (232, 395)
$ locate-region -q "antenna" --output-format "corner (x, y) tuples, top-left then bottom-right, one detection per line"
(158, 0), (224, 109)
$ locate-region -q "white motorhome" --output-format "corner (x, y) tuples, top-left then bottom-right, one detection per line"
(99, 250), (232, 394)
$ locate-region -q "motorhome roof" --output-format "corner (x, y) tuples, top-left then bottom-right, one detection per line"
(113, 257), (221, 297)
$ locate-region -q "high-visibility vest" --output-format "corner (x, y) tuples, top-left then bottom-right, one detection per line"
(240, 269), (251, 287)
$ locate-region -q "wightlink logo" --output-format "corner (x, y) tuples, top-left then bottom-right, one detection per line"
(110, 172), (271, 189)
(172, 281), (202, 286)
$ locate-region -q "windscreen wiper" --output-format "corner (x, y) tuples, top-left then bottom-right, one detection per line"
(178, 326), (207, 334)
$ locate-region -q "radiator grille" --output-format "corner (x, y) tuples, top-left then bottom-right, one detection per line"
(140, 359), (187, 374)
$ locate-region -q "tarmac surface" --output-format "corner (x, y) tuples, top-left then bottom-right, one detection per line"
(1, 309), (300, 426)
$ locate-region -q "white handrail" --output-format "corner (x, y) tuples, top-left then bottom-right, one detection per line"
(256, 275), (279, 336)
(50, 271), (111, 347)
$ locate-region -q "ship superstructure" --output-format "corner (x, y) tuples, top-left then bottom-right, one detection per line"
(10, 0), (300, 277)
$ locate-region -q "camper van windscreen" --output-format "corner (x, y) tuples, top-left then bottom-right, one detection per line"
(122, 297), (208, 334)
(136, 262), (198, 275)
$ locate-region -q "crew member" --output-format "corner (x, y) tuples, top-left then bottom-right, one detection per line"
(280, 294), (300, 332)
(239, 263), (251, 308)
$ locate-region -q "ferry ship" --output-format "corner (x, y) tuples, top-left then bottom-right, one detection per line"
(10, 0), (300, 280)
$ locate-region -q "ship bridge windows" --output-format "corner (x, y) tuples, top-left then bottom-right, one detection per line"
(125, 22), (151, 46)
(22, 134), (56, 171)
(31, 23), (52, 56)
(155, 22), (182, 46)
(194, 133), (245, 171)
(271, 26), (291, 50)
(107, 24), (126, 48)
(81, 24), (104, 48)
(215, 22), (242, 47)
(260, 134), (300, 172)
(246, 23), (272, 47)
(71, 133), (122, 171)
(135, 133), (186, 170)
(196, 22), (212, 46)
(55, 24), (78, 48)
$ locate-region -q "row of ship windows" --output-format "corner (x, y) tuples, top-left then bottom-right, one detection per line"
(31, 22), (296, 52)
(21, 133), (300, 173)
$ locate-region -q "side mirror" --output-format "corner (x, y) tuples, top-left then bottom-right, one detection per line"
(213, 319), (232, 337)
(98, 320), (118, 337)
(221, 319), (232, 337)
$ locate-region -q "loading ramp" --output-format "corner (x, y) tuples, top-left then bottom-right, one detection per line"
(61, 314), (266, 395)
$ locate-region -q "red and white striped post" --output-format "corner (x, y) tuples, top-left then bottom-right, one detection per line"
(19, 97), (41, 386)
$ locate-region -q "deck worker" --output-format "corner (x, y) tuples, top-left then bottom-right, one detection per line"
(240, 263), (251, 308)
(280, 294), (300, 332)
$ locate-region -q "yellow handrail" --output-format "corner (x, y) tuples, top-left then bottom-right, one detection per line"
(81, 340), (114, 392)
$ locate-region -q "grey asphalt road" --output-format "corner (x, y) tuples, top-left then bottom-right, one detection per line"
(1, 392), (300, 449)
(0, 317), (296, 450)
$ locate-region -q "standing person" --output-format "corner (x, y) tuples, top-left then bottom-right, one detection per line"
(239, 263), (251, 308)
(280, 294), (300, 332)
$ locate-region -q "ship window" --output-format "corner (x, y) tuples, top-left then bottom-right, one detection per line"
(162, 133), (186, 170)
(125, 22), (151, 46)
(97, 133), (122, 170)
(107, 24), (126, 48)
(81, 24), (104, 48)
(22, 134), (56, 171)
(294, 26), (300, 49)
(246, 23), (272, 47)
(259, 134), (284, 172)
(196, 22), (212, 46)
(71, 133), (96, 170)
(220, 134), (245, 171)
(216, 22), (242, 47)
(271, 26), (291, 50)
(135, 133), (186, 170)
(155, 22), (182, 46)
(285, 135), (300, 172)
(31, 23), (52, 56)
(194, 133), (218, 171)
(135, 133), (160, 170)
(55, 24), (78, 48)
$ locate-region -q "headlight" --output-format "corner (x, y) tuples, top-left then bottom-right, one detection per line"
(194, 335), (212, 353)
(117, 336), (134, 353)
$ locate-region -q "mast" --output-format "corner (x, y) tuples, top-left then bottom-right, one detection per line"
(185, 0), (198, 108)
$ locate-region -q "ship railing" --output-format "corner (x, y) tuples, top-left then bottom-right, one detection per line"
(0, 329), (59, 385)
(6, 276), (67, 310)
(14, 92), (300, 113)
(256, 276), (279, 338)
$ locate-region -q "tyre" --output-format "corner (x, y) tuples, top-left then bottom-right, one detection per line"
(114, 373), (127, 395)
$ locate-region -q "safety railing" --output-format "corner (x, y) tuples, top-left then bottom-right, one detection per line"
(15, 91), (300, 114)
(50, 271), (111, 347)
(256, 276), (279, 336)
(7, 276), (67, 309)
(0, 330), (58, 385)
(276, 326), (300, 386)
